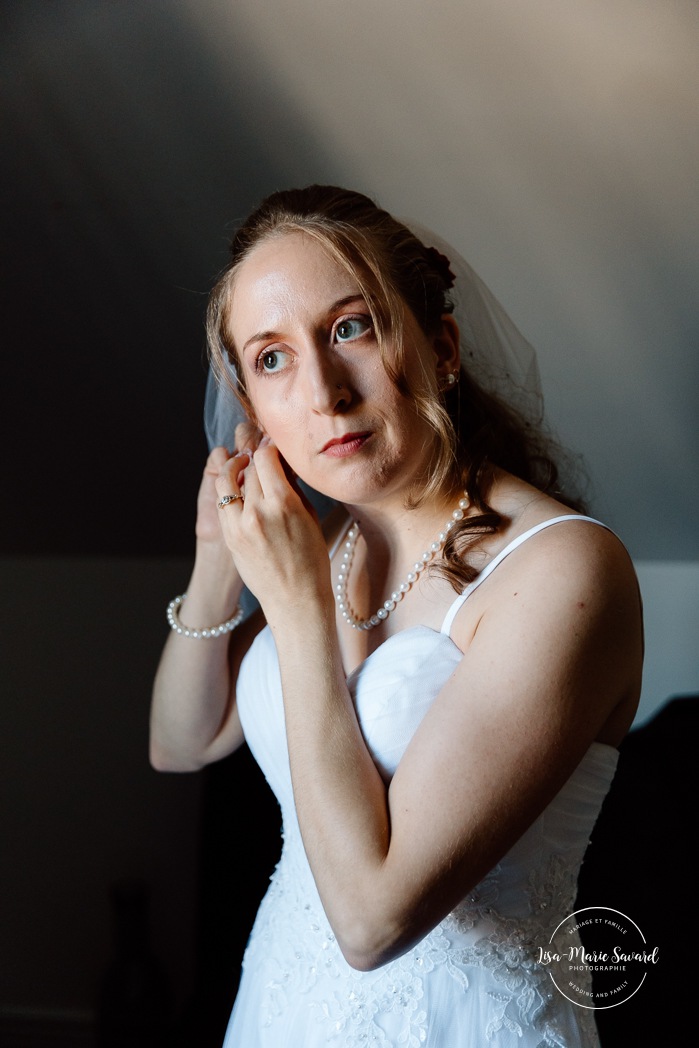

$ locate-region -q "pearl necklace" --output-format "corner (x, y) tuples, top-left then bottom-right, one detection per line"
(335, 491), (470, 630)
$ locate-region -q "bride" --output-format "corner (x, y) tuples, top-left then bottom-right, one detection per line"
(150, 185), (643, 1046)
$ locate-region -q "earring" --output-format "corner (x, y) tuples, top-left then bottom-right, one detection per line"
(447, 372), (457, 386)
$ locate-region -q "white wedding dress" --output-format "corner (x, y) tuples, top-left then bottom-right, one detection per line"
(222, 516), (616, 1047)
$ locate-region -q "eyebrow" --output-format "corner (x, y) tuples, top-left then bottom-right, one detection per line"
(241, 294), (367, 353)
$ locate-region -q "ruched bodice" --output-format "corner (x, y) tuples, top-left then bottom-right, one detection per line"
(223, 516), (617, 1047)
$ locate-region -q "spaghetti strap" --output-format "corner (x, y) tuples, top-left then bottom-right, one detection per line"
(440, 514), (611, 637)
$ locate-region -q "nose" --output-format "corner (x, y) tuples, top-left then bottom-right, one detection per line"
(303, 349), (353, 415)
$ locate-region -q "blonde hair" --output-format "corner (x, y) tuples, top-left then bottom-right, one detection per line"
(206, 185), (585, 589)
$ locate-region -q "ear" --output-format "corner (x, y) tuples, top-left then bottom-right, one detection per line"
(432, 314), (461, 383)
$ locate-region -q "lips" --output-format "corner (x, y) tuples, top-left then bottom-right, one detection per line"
(320, 431), (372, 458)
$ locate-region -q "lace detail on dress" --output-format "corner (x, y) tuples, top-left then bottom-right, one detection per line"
(239, 834), (599, 1046)
(441, 853), (599, 1047)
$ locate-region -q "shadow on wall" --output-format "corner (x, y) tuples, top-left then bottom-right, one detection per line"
(576, 694), (696, 1045)
(2, 1), (341, 561)
(92, 747), (280, 1048)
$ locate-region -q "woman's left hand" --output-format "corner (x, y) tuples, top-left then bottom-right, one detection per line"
(213, 440), (333, 625)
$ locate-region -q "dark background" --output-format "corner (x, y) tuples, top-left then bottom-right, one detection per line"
(3, 2), (696, 1045)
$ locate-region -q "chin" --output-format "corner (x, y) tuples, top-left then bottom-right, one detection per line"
(293, 455), (405, 508)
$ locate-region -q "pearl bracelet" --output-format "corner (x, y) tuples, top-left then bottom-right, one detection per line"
(166, 593), (244, 639)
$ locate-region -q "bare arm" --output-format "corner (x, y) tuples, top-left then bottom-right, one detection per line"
(149, 445), (264, 771)
(276, 526), (641, 970)
(150, 443), (348, 772)
(216, 447), (643, 970)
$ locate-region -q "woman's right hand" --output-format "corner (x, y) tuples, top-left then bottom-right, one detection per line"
(195, 423), (265, 546)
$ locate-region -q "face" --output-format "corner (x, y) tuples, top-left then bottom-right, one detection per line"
(226, 231), (452, 506)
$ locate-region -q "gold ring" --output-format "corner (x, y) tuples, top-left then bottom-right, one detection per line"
(217, 493), (244, 509)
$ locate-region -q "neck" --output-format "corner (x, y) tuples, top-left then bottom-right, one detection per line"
(342, 491), (453, 570)
(336, 485), (469, 631)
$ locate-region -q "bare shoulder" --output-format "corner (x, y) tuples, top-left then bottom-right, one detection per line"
(452, 510), (644, 745)
(467, 514), (642, 640)
(476, 473), (638, 603)
(510, 515), (639, 605)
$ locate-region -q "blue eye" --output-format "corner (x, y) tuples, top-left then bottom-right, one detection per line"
(259, 349), (290, 373)
(335, 317), (370, 343)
